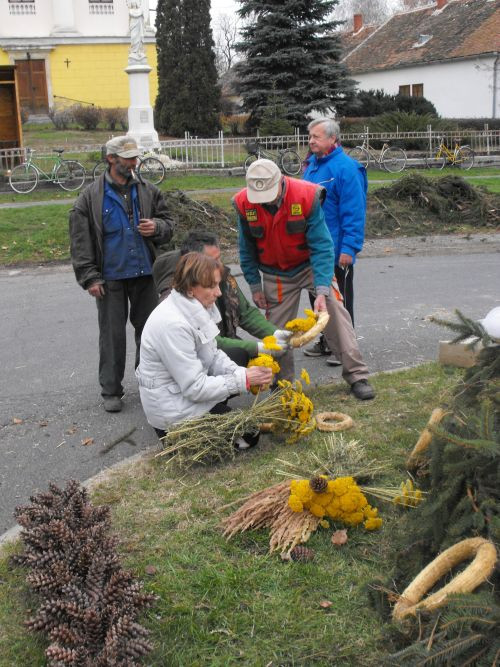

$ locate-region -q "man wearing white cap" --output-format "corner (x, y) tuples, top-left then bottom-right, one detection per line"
(233, 159), (374, 400)
(69, 136), (175, 412)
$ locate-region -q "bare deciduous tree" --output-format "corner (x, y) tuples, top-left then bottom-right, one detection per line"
(331, 0), (392, 27)
(214, 13), (239, 75)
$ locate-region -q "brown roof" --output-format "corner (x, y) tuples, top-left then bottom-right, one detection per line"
(340, 24), (378, 59)
(343, 0), (500, 74)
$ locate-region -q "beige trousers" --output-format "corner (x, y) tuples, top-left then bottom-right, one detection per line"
(262, 266), (369, 385)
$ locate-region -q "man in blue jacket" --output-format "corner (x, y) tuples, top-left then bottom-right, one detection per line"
(303, 118), (367, 364)
(234, 159), (374, 400)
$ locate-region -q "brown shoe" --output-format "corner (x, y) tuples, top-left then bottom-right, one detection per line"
(350, 380), (375, 401)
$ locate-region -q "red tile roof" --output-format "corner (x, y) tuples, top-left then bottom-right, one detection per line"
(342, 0), (500, 74)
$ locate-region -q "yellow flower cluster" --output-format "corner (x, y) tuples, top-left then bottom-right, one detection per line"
(262, 335), (282, 351)
(247, 353), (280, 395)
(285, 308), (317, 333)
(277, 378), (315, 443)
(288, 476), (383, 531)
(393, 479), (423, 508)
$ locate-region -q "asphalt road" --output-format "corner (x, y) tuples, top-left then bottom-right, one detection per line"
(1, 249), (499, 533)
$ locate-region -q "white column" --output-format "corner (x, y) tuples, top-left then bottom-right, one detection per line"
(51, 0), (77, 34)
(125, 63), (160, 149)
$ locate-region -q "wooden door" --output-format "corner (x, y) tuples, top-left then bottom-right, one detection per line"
(15, 59), (48, 113)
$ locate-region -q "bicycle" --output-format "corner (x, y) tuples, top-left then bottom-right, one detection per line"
(347, 136), (407, 173)
(425, 137), (474, 170)
(243, 141), (302, 176)
(9, 149), (86, 194)
(92, 154), (166, 185)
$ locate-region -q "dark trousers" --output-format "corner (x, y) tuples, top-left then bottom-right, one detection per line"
(335, 265), (354, 326)
(96, 276), (158, 397)
(309, 264), (355, 326)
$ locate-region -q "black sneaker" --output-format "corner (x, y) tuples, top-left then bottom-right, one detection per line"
(304, 337), (331, 357)
(350, 380), (375, 401)
(234, 429), (260, 450)
(326, 356), (342, 367)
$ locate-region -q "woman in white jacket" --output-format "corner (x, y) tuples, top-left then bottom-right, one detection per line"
(136, 252), (272, 446)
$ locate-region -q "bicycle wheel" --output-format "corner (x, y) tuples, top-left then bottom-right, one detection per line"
(138, 156), (166, 185)
(425, 154), (446, 170)
(9, 163), (38, 193)
(347, 147), (369, 169)
(92, 160), (108, 180)
(244, 154), (258, 171)
(455, 146), (474, 170)
(280, 149), (302, 176)
(56, 160), (86, 191)
(382, 146), (407, 173)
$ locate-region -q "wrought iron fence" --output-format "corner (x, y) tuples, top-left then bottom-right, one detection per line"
(1, 127), (498, 175)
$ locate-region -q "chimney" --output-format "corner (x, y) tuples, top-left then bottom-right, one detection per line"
(353, 14), (363, 32)
(436, 0), (447, 8)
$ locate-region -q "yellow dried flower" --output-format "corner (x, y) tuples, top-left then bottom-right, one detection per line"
(284, 308), (318, 333)
(364, 517), (383, 531)
(247, 353), (280, 394)
(288, 494), (304, 513)
(319, 519), (330, 529)
(262, 335), (282, 351)
(300, 368), (311, 385)
(309, 502), (325, 518)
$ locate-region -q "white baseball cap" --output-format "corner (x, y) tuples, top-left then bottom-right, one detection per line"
(246, 159), (282, 203)
(105, 136), (140, 158)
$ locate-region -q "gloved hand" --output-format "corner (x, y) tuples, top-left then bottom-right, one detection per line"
(274, 329), (293, 349)
(257, 342), (286, 358)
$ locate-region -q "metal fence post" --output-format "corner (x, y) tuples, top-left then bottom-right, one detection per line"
(219, 130), (225, 168)
(428, 124), (432, 153)
(485, 123), (490, 155)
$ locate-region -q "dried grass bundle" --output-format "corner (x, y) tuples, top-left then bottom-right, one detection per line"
(276, 433), (390, 482)
(221, 481), (321, 555)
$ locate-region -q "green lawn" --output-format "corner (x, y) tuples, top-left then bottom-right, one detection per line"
(0, 363), (462, 666)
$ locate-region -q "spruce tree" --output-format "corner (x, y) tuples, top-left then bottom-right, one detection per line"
(155, 0), (220, 136)
(235, 0), (355, 129)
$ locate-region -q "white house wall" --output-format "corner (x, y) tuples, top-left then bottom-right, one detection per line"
(353, 56), (499, 118)
(0, 0), (151, 39)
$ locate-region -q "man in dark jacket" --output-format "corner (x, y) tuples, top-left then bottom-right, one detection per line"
(69, 136), (174, 412)
(152, 230), (291, 366)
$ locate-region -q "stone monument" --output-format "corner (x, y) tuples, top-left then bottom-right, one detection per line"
(125, 0), (159, 149)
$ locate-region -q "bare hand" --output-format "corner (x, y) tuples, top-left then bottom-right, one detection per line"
(314, 294), (327, 313)
(339, 253), (353, 268)
(252, 290), (268, 310)
(246, 366), (273, 387)
(137, 218), (156, 237)
(88, 283), (105, 299)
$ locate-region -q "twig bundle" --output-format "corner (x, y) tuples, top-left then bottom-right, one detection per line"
(156, 382), (315, 469)
(221, 481), (321, 555)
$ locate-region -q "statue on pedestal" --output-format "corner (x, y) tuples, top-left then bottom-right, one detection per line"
(127, 0), (147, 65)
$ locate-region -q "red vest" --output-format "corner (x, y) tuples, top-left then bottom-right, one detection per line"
(234, 177), (321, 271)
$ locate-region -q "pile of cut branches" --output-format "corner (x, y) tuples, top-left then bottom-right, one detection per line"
(367, 174), (499, 236)
(11, 480), (157, 666)
(161, 190), (237, 251)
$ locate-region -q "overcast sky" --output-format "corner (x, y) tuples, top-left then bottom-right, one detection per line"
(148, 0), (239, 26)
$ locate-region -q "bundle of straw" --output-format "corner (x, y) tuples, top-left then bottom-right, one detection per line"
(155, 382), (315, 470)
(221, 481), (321, 555)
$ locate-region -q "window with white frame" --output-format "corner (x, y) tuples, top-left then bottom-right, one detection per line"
(8, 0), (36, 15)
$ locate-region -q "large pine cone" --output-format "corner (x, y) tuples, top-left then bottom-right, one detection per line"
(309, 476), (328, 493)
(290, 546), (315, 562)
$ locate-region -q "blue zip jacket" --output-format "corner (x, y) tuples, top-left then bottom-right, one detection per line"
(303, 146), (367, 266)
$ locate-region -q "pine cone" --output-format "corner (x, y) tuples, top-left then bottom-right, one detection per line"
(309, 476), (328, 493)
(289, 545), (315, 562)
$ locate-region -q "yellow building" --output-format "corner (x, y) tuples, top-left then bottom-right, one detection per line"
(0, 0), (158, 116)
